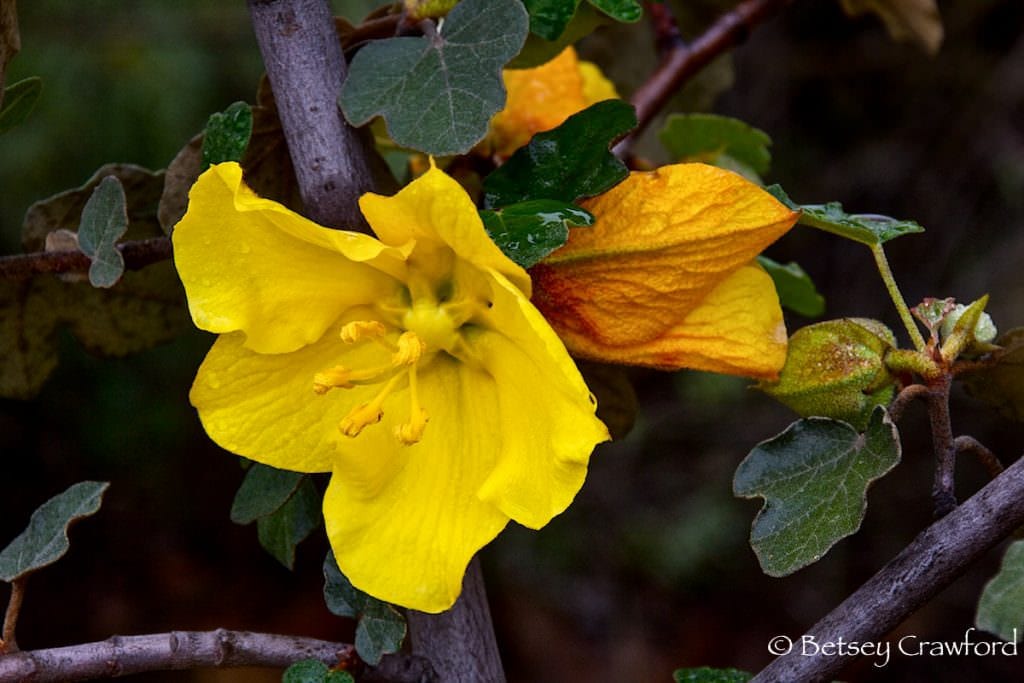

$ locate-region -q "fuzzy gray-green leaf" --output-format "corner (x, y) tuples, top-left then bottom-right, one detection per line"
(733, 408), (900, 576)
(0, 481), (110, 582)
(78, 175), (128, 288)
(977, 540), (1024, 642)
(230, 464), (304, 525)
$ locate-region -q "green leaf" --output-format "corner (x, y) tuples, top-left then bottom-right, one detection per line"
(324, 551), (406, 665)
(0, 481), (110, 582)
(0, 76), (42, 135)
(281, 659), (355, 683)
(230, 464), (305, 525)
(588, 0), (642, 23)
(766, 184), (924, 245)
(257, 478), (320, 570)
(483, 99), (636, 208)
(202, 101), (253, 170)
(674, 667), (752, 683)
(659, 113), (772, 182)
(510, 2), (608, 69)
(977, 540), (1024, 643)
(340, 0), (528, 156)
(757, 256), (825, 318)
(524, 0), (581, 41)
(78, 176), (129, 288)
(963, 328), (1024, 422)
(733, 407), (901, 576)
(480, 200), (593, 268)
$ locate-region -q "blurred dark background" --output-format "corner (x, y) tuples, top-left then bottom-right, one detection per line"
(2, 1), (1023, 681)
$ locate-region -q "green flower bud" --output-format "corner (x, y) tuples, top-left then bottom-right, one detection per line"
(759, 318), (896, 429)
(940, 299), (997, 347)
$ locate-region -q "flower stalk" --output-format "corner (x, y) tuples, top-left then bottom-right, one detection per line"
(870, 243), (927, 352)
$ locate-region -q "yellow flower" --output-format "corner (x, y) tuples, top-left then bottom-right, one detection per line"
(486, 46), (619, 158)
(172, 162), (608, 612)
(531, 164), (801, 380)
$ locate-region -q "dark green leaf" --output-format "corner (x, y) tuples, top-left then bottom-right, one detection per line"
(230, 464), (305, 525)
(757, 256), (825, 317)
(766, 184), (924, 246)
(524, 0), (581, 41)
(0, 481), (110, 582)
(977, 540), (1024, 643)
(659, 113), (772, 181)
(480, 200), (593, 268)
(733, 407), (901, 576)
(282, 660), (329, 683)
(324, 672), (355, 683)
(963, 328), (1024, 422)
(0, 76), (42, 135)
(257, 478), (320, 570)
(483, 99), (636, 208)
(340, 0), (528, 156)
(588, 0), (642, 23)
(509, 2), (608, 69)
(201, 101), (253, 170)
(324, 551), (406, 665)
(674, 667), (752, 683)
(78, 176), (129, 288)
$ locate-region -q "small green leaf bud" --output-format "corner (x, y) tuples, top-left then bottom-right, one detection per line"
(939, 295), (997, 360)
(759, 318), (896, 429)
(940, 301), (997, 344)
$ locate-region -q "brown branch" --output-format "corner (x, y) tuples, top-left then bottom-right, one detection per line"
(645, 1), (684, 57)
(955, 435), (1004, 479)
(0, 578), (27, 654)
(616, 0), (791, 157)
(887, 383), (930, 423)
(248, 0), (374, 231)
(0, 629), (433, 682)
(926, 375), (957, 518)
(0, 237), (172, 282)
(752, 451), (1024, 683)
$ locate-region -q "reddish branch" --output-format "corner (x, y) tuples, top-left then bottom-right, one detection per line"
(752, 451), (1024, 682)
(0, 237), (172, 281)
(0, 630), (433, 683)
(619, 0), (791, 156)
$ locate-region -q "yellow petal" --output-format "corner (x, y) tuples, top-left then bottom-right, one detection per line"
(473, 271), (610, 528)
(488, 47), (589, 158)
(359, 164), (531, 295)
(533, 164), (798, 357)
(172, 162), (409, 354)
(579, 59), (619, 105)
(324, 356), (508, 613)
(559, 262), (788, 378)
(189, 317), (393, 473)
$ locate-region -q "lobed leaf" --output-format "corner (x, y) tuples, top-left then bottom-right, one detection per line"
(510, 2), (608, 69)
(324, 552), (406, 665)
(976, 540), (1024, 643)
(201, 101), (253, 170)
(340, 0), (528, 156)
(588, 0), (642, 23)
(77, 176), (129, 288)
(483, 99), (636, 208)
(257, 478), (320, 570)
(523, 0), (582, 41)
(480, 200), (593, 268)
(230, 464), (305, 525)
(659, 113), (772, 181)
(757, 256), (825, 318)
(0, 481), (110, 582)
(766, 184), (924, 246)
(282, 660), (356, 683)
(733, 407), (901, 576)
(0, 76), (41, 135)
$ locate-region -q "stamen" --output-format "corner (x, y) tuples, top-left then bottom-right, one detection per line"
(313, 365), (354, 393)
(339, 320), (387, 344)
(338, 374), (402, 438)
(393, 331), (425, 366)
(394, 364), (429, 445)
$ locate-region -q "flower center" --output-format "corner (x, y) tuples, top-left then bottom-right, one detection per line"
(312, 294), (482, 446)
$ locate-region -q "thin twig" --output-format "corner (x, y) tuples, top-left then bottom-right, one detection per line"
(887, 383), (930, 423)
(0, 237), (172, 282)
(0, 629), (433, 682)
(615, 0), (791, 157)
(955, 435), (1004, 479)
(752, 451), (1024, 683)
(0, 577), (27, 654)
(645, 0), (684, 57)
(926, 374), (957, 518)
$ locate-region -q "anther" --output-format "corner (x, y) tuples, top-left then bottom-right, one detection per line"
(393, 332), (425, 366)
(340, 320), (387, 344)
(313, 365), (353, 393)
